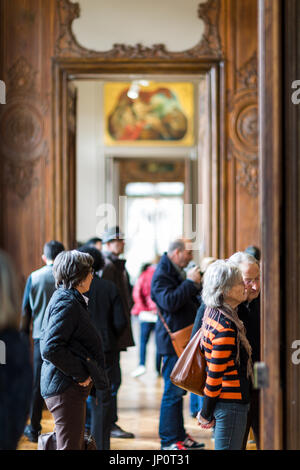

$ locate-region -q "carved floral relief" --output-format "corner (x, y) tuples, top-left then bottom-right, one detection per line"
(228, 52), (259, 198)
(0, 57), (49, 198)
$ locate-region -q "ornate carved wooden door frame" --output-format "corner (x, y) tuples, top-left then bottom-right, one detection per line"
(259, 0), (300, 450)
(52, 0), (225, 256)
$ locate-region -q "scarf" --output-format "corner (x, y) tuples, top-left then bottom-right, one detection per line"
(200, 304), (254, 383)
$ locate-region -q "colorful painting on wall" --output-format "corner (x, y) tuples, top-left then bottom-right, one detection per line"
(104, 81), (194, 146)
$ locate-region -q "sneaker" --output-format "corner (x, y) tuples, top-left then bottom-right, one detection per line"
(110, 424), (135, 439)
(161, 441), (187, 450)
(23, 425), (40, 443)
(131, 365), (146, 377)
(183, 435), (205, 449)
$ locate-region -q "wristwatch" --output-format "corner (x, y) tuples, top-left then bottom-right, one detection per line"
(197, 413), (210, 425)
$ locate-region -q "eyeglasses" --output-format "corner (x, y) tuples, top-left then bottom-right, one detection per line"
(243, 277), (260, 285)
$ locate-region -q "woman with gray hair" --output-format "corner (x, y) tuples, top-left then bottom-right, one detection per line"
(197, 259), (253, 450)
(40, 250), (106, 450)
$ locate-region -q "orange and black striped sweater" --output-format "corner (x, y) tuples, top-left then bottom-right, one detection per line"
(200, 311), (251, 421)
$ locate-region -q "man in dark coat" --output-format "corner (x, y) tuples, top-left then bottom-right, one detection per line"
(151, 239), (204, 450)
(101, 226), (135, 439)
(20, 240), (64, 442)
(78, 245), (127, 449)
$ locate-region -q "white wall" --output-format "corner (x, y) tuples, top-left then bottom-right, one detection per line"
(75, 81), (105, 243)
(71, 0), (206, 52)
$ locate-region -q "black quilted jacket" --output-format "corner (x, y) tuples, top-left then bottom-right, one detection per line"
(40, 287), (105, 398)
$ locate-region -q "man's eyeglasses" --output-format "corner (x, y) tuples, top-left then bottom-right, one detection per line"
(244, 277), (260, 286)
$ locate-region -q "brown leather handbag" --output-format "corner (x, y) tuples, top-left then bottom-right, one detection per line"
(170, 327), (207, 396)
(157, 310), (194, 358)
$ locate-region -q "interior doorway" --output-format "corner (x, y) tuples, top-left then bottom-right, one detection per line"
(73, 73), (218, 262)
(110, 157), (188, 282)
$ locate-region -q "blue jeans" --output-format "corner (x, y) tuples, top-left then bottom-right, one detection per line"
(190, 393), (204, 416)
(140, 322), (161, 372)
(159, 354), (187, 447)
(85, 395), (92, 431)
(213, 402), (250, 450)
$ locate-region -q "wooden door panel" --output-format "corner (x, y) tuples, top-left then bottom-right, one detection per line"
(258, 0), (283, 449)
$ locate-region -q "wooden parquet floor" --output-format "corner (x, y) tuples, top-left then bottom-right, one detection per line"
(17, 319), (256, 451)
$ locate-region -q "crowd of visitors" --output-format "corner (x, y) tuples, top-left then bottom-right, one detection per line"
(0, 226), (261, 451)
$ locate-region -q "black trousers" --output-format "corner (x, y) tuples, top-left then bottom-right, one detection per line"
(242, 390), (260, 449)
(111, 351), (121, 425)
(29, 339), (44, 433)
(90, 351), (119, 450)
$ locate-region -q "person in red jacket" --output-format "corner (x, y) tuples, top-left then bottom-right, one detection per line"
(131, 262), (161, 377)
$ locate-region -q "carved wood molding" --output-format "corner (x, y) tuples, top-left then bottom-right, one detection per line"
(228, 51), (258, 197)
(236, 52), (258, 90)
(3, 159), (41, 200)
(0, 57), (49, 198)
(55, 0), (223, 60)
(236, 160), (258, 199)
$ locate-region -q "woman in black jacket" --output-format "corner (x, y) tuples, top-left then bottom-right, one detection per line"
(78, 245), (127, 450)
(40, 250), (107, 450)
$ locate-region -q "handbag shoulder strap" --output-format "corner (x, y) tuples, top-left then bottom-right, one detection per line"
(157, 308), (172, 335)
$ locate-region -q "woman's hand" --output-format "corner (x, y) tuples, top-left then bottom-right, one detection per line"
(197, 412), (215, 429)
(78, 376), (92, 387)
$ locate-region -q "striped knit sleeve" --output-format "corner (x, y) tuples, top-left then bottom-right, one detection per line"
(200, 326), (236, 421)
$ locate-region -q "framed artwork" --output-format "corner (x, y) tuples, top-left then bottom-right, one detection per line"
(104, 81), (194, 146)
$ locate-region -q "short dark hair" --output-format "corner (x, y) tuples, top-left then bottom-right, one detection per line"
(78, 245), (105, 272)
(53, 250), (93, 289)
(43, 240), (65, 261)
(140, 262), (151, 274)
(86, 237), (102, 245)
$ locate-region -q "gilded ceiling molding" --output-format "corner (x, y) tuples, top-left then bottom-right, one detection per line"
(55, 0), (223, 59)
(228, 51), (259, 198)
(0, 57), (49, 199)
